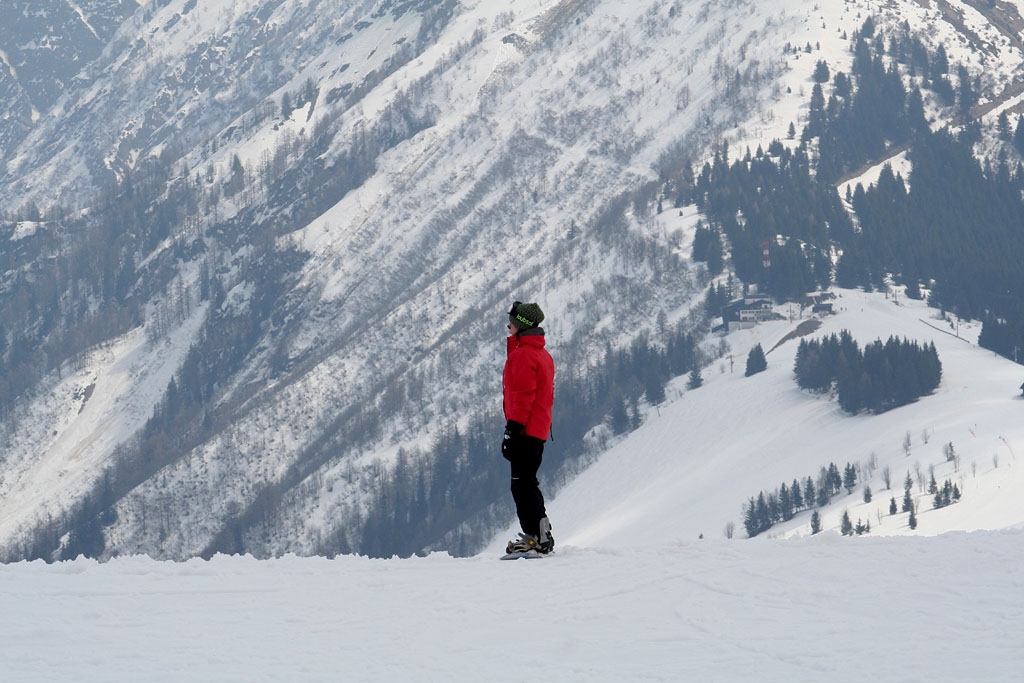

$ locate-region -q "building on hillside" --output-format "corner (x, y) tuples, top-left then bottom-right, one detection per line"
(718, 297), (778, 333)
(812, 302), (833, 315)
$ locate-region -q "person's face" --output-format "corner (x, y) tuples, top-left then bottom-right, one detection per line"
(507, 321), (519, 335)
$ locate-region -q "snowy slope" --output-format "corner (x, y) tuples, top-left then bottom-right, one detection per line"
(541, 288), (1024, 548)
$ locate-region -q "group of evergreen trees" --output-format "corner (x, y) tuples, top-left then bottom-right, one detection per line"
(691, 221), (725, 276)
(929, 475), (961, 510)
(839, 510), (871, 536)
(794, 330), (941, 414)
(743, 461), (859, 538)
(745, 458), (960, 538)
(827, 24), (1024, 361)
(691, 141), (842, 300)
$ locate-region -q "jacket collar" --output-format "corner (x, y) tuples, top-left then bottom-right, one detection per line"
(509, 327), (546, 350)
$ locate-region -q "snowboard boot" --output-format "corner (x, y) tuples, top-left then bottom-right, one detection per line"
(537, 517), (554, 554)
(506, 533), (542, 556)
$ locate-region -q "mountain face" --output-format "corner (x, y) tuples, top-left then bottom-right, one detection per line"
(2, 0), (1024, 562)
(0, 0), (139, 166)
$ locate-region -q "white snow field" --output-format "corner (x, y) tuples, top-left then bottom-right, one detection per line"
(3, 288), (1024, 681)
(0, 536), (1019, 679)
(1, 533), (1022, 682)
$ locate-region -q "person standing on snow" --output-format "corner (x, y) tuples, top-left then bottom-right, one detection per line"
(502, 301), (555, 555)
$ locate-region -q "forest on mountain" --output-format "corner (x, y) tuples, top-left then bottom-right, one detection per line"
(688, 18), (1024, 364)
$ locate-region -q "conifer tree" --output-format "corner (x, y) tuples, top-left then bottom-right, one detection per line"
(791, 479), (804, 511)
(755, 493), (770, 535)
(810, 510), (821, 534)
(817, 482), (831, 508)
(779, 483), (794, 521)
(609, 394), (629, 435)
(745, 343), (767, 376)
(744, 497), (760, 537)
(843, 462), (857, 493)
(998, 111), (1012, 141)
(841, 510), (854, 536)
(813, 60), (830, 83)
(1015, 115), (1024, 156)
(902, 487), (914, 513)
(828, 462), (843, 494)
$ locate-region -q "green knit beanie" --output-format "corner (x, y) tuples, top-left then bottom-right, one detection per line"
(510, 302), (544, 330)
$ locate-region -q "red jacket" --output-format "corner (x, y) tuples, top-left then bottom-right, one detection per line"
(503, 331), (555, 441)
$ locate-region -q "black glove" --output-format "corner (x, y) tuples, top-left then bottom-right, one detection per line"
(501, 421), (525, 459)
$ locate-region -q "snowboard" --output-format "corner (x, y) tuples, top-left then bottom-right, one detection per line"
(499, 550), (553, 560)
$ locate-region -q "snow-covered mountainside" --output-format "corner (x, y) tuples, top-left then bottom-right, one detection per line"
(0, 0), (139, 161)
(520, 287), (1024, 551)
(6, 287), (1024, 681)
(3, 0), (1024, 561)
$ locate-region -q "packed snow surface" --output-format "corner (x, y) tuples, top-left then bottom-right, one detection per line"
(2, 532), (1022, 682)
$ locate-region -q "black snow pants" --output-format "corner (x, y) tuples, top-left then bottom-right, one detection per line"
(505, 435), (547, 538)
